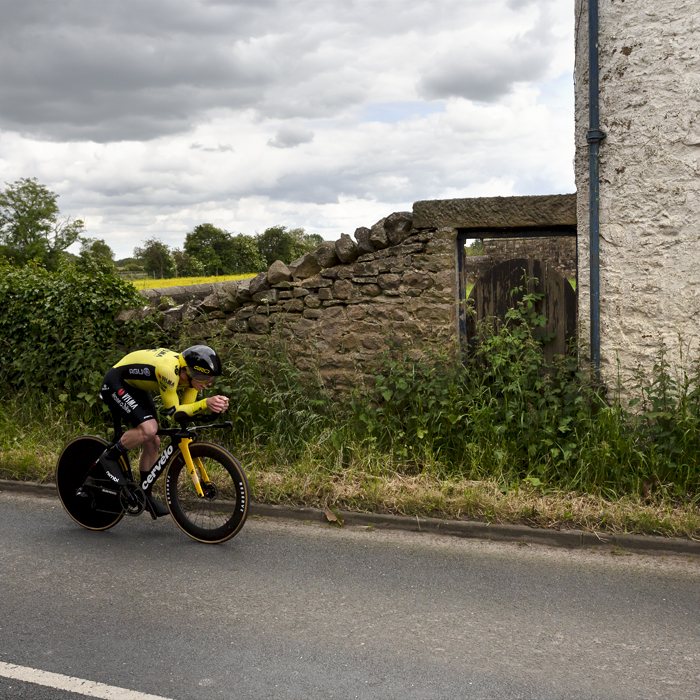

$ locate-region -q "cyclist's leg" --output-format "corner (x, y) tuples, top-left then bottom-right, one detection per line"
(128, 420), (172, 518)
(119, 418), (159, 467)
(98, 370), (157, 484)
(99, 373), (170, 518)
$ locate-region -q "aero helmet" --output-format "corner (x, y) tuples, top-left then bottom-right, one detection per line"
(181, 345), (222, 381)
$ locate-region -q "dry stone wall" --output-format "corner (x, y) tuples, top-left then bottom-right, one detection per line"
(482, 237), (576, 280)
(123, 212), (459, 392)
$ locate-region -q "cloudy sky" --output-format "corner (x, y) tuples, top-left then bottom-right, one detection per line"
(0, 0), (575, 260)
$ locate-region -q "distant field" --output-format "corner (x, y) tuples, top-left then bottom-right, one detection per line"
(131, 274), (574, 293)
(131, 273), (256, 290)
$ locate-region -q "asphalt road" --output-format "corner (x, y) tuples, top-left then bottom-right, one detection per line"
(0, 490), (699, 700)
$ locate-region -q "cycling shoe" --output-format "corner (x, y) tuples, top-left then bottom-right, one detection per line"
(144, 492), (170, 518)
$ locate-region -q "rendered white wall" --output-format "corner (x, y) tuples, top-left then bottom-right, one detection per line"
(575, 0), (700, 392)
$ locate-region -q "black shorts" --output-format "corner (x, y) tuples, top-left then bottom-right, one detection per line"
(99, 368), (157, 428)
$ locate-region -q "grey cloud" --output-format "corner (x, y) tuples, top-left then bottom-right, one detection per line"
(506, 0), (536, 9)
(0, 0), (333, 142)
(267, 124), (315, 149)
(418, 49), (550, 102)
(254, 159), (431, 206)
(0, 10), (277, 141)
(0, 0), (494, 143)
(417, 7), (555, 103)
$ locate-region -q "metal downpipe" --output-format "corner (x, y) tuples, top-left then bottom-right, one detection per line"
(587, 0), (606, 378)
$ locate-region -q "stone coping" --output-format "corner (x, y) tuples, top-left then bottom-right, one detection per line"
(413, 193), (577, 231)
(139, 282), (224, 304)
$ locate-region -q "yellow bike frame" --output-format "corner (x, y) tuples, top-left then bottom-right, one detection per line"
(178, 438), (210, 498)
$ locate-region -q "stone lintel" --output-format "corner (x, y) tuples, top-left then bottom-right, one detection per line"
(412, 194), (577, 231)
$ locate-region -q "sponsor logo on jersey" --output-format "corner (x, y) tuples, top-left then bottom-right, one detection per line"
(157, 372), (175, 388)
(112, 390), (138, 413)
(129, 367), (152, 377)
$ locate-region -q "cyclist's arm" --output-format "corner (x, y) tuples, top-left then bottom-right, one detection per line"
(157, 369), (208, 419)
(180, 387), (201, 408)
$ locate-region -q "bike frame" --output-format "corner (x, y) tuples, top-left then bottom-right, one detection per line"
(112, 419), (234, 511)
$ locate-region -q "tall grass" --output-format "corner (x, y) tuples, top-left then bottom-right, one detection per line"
(0, 390), (100, 482)
(4, 276), (700, 536)
(210, 281), (700, 502)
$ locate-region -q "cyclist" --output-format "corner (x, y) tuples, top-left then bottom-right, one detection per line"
(96, 345), (229, 517)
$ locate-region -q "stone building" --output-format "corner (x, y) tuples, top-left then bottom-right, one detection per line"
(575, 0), (700, 389)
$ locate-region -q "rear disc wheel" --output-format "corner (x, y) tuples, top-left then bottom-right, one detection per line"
(56, 435), (124, 531)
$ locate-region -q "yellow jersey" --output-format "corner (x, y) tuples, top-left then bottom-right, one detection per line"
(112, 348), (208, 419)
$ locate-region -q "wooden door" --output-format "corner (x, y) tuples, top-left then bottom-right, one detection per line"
(464, 258), (576, 364)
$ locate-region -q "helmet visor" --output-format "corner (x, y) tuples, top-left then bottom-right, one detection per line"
(186, 366), (216, 383)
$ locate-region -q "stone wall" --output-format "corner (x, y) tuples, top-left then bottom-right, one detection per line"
(575, 0), (700, 388)
(482, 237), (576, 280)
(123, 213), (459, 392)
(413, 194), (577, 230)
(122, 193), (581, 392)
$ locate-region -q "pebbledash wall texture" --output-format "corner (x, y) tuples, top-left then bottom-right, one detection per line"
(575, 0), (700, 388)
(123, 213), (459, 392)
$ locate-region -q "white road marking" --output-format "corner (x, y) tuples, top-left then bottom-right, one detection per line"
(0, 662), (177, 700)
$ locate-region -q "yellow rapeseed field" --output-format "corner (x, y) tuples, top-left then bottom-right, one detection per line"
(131, 273), (257, 290)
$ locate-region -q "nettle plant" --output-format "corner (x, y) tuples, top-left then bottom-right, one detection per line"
(352, 279), (597, 475)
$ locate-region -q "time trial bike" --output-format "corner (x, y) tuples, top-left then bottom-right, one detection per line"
(55, 414), (249, 544)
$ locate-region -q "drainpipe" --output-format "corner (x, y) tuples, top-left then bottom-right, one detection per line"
(586, 0), (606, 379)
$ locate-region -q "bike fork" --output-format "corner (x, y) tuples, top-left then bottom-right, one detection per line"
(179, 438), (206, 498)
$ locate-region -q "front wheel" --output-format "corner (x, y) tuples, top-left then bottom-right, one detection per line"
(165, 442), (249, 544)
(56, 435), (125, 531)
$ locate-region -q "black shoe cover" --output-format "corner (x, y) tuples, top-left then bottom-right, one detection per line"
(98, 451), (127, 486)
(140, 471), (170, 518)
(145, 492), (170, 518)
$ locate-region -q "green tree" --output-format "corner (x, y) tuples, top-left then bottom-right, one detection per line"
(464, 238), (485, 257)
(255, 226), (322, 267)
(183, 223), (264, 275)
(172, 248), (205, 277)
(76, 237), (115, 274)
(123, 262), (144, 272)
(229, 233), (266, 273)
(184, 223), (232, 275)
(0, 257), (168, 398)
(133, 237), (176, 279)
(0, 177), (84, 270)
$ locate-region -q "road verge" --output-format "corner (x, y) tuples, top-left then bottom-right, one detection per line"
(3, 478), (699, 557)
